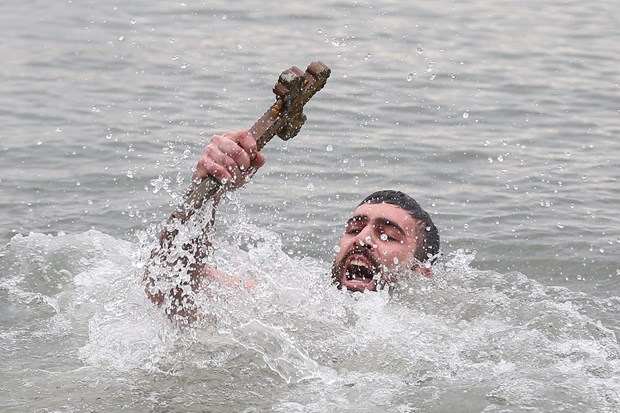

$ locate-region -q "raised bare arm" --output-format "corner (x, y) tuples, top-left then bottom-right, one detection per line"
(143, 62), (331, 323)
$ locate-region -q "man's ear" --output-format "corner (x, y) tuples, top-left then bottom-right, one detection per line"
(413, 264), (433, 277)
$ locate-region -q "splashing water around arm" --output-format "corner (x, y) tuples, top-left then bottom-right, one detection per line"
(143, 130), (265, 323)
(142, 62), (331, 324)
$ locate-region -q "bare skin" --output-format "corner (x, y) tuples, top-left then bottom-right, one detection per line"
(143, 130), (264, 321)
(331, 203), (432, 293)
(144, 130), (432, 321)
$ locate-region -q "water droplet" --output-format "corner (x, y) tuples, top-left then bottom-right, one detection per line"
(180, 63), (189, 69)
(36, 141), (42, 145)
(130, 18), (136, 24)
(172, 55), (180, 61)
(126, 170), (134, 178)
(333, 245), (341, 253)
(307, 183), (315, 191)
(380, 234), (388, 241)
(237, 43), (243, 49)
(331, 38), (340, 47)
(557, 223), (564, 229)
(318, 28), (323, 34)
(497, 155), (504, 162)
(488, 157), (493, 163)
(462, 111), (469, 118)
(118, 36), (125, 41)
(416, 45), (424, 54)
(342, 73), (348, 78)
(429, 74), (436, 80)
(326, 144), (333, 152)
(427, 62), (435, 72)
(392, 257), (400, 265)
(406, 73), (414, 82)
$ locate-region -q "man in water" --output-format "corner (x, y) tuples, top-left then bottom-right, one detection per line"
(145, 130), (439, 318)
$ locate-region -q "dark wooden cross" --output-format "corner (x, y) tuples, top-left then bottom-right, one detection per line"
(175, 61), (331, 223)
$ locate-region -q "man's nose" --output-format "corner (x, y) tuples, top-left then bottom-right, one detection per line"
(355, 228), (376, 249)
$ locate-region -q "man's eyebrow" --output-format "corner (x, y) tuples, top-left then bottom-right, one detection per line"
(346, 214), (368, 226)
(375, 217), (407, 237)
(346, 215), (407, 237)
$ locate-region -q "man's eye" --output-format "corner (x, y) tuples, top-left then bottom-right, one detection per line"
(380, 233), (397, 242)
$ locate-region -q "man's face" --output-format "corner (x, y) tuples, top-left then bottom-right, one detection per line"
(331, 202), (424, 292)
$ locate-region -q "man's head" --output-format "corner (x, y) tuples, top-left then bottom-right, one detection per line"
(331, 190), (440, 292)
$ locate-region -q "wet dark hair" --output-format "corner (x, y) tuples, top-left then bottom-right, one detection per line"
(359, 190), (440, 264)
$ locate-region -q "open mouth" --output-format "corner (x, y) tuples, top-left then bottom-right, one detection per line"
(339, 253), (381, 292)
(345, 259), (376, 281)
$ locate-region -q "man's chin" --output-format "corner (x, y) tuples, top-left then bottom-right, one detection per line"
(340, 276), (377, 292)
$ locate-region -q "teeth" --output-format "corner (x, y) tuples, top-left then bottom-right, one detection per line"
(350, 259), (368, 268)
(346, 258), (374, 281)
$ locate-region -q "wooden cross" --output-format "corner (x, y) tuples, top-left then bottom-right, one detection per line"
(175, 61), (331, 223)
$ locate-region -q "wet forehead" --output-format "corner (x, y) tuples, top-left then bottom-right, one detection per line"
(349, 203), (418, 235)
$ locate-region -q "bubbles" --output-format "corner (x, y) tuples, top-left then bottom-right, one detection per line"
(150, 175), (171, 194)
(462, 111), (469, 119)
(306, 183), (315, 191)
(129, 18), (136, 24)
(406, 73), (415, 82)
(326, 144), (333, 152)
(380, 234), (388, 241)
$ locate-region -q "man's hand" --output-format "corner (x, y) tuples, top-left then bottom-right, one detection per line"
(194, 130), (266, 191)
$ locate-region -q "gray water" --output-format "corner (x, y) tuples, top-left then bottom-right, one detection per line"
(1, 0), (619, 411)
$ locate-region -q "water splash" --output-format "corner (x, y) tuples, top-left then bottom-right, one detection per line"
(2, 224), (619, 411)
